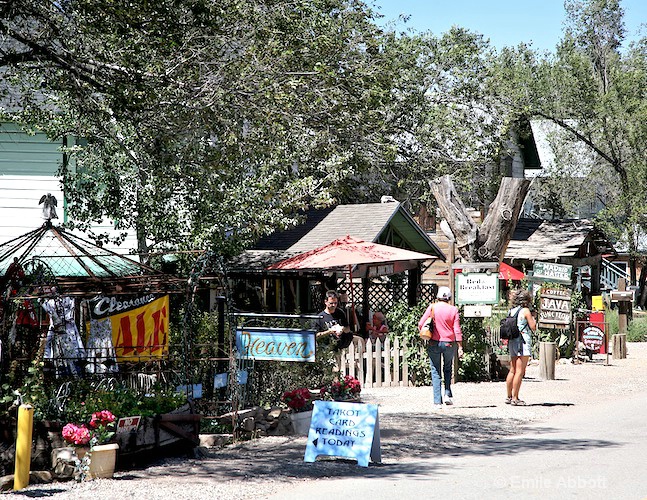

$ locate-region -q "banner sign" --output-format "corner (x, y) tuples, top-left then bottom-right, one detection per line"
(304, 400), (381, 467)
(88, 294), (169, 361)
(235, 328), (316, 362)
(533, 261), (572, 283)
(455, 273), (499, 305)
(538, 287), (571, 328)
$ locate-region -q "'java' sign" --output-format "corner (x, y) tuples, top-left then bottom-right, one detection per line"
(235, 328), (316, 362)
(538, 287), (571, 328)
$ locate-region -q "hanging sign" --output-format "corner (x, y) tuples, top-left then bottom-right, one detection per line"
(533, 261), (572, 283)
(455, 273), (499, 305)
(304, 400), (381, 467)
(538, 287), (571, 328)
(463, 305), (492, 317)
(88, 294), (169, 361)
(235, 328), (316, 362)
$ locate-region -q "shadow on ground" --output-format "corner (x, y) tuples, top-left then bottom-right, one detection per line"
(119, 410), (619, 483)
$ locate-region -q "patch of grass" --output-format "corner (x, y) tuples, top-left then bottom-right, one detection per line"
(628, 314), (647, 342)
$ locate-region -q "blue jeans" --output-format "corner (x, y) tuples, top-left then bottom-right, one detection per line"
(427, 341), (456, 404)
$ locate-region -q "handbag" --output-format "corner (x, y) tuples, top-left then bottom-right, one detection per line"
(419, 306), (435, 341)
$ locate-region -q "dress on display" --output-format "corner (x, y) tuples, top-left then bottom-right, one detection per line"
(41, 296), (86, 377)
(85, 315), (119, 374)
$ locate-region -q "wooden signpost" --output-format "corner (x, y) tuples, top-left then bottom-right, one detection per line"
(537, 287), (571, 379)
(610, 279), (631, 359)
(538, 287), (571, 329)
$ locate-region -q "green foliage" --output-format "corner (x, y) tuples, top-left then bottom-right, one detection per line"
(606, 308), (619, 335)
(49, 382), (187, 422)
(386, 301), (430, 386)
(627, 313), (647, 342)
(457, 314), (489, 381)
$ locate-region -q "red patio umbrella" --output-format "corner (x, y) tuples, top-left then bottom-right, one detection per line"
(267, 235), (437, 275)
(267, 235), (438, 320)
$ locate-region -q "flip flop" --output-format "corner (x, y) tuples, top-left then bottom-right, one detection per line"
(505, 397), (512, 404)
(511, 399), (526, 406)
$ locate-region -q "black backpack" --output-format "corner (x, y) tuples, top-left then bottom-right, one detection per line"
(500, 307), (522, 340)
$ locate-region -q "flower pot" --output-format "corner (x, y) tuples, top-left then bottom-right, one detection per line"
(88, 443), (119, 479)
(289, 410), (313, 436)
(75, 443), (119, 479)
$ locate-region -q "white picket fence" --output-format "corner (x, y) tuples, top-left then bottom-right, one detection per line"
(337, 337), (412, 388)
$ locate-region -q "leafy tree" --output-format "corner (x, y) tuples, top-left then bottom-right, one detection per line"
(0, 0), (396, 257)
(491, 0), (647, 289)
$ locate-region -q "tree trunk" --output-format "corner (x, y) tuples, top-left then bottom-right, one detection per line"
(430, 175), (531, 262)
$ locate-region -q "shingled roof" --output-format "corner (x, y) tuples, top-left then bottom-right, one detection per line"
(505, 219), (615, 262)
(230, 202), (445, 272)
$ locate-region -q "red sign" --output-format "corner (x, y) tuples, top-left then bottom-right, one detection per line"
(582, 325), (605, 351)
(116, 416), (141, 434)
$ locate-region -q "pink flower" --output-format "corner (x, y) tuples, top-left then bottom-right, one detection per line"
(62, 409), (116, 446)
(62, 423), (91, 445)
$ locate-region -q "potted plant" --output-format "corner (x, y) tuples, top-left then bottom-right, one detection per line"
(321, 375), (362, 402)
(62, 409), (118, 480)
(282, 387), (313, 435)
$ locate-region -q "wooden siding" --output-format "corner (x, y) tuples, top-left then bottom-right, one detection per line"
(0, 123), (139, 256)
(0, 123), (61, 176)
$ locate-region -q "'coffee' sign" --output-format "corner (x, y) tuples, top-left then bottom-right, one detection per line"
(539, 287), (572, 328)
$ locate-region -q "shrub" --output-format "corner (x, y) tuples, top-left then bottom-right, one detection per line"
(627, 314), (647, 342)
(457, 315), (489, 382)
(387, 301), (430, 386)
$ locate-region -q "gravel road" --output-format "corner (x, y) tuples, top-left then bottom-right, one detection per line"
(6, 344), (647, 499)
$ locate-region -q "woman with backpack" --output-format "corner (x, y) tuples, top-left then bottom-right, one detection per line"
(506, 289), (536, 406)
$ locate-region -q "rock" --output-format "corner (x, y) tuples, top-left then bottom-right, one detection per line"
(267, 408), (282, 420)
(51, 447), (76, 464)
(0, 474), (13, 492)
(241, 417), (256, 432)
(198, 434), (232, 448)
(52, 460), (75, 480)
(29, 471), (52, 484)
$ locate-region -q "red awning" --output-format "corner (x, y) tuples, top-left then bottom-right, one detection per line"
(437, 262), (525, 281)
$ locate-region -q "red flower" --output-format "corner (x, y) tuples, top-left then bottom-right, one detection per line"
(282, 387), (312, 412)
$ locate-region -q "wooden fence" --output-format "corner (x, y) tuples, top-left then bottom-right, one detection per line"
(337, 337), (412, 388)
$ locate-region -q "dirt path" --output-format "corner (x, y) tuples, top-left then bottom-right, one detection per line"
(8, 344), (647, 499)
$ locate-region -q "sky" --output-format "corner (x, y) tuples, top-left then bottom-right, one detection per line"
(371, 0), (647, 52)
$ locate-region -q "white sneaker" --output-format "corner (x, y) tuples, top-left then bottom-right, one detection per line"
(444, 396), (453, 405)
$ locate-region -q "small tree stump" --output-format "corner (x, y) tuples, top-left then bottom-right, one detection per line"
(539, 342), (556, 380)
(612, 334), (627, 359)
